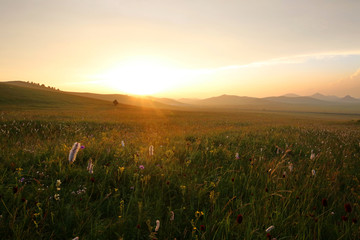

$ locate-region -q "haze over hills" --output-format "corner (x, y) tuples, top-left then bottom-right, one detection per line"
(1, 81), (360, 115)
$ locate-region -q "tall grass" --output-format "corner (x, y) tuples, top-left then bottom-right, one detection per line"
(0, 109), (359, 239)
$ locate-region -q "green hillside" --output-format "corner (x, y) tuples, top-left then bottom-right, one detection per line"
(0, 82), (116, 110)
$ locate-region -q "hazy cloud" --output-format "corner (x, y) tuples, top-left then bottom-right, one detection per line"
(213, 51), (360, 73)
(350, 68), (360, 79)
(325, 67), (360, 98)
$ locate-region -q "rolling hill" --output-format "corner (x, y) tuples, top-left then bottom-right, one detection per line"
(177, 94), (360, 114)
(0, 82), (126, 110)
(67, 92), (187, 109)
(1, 81), (360, 115)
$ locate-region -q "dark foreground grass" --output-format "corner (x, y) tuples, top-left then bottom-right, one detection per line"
(0, 108), (359, 239)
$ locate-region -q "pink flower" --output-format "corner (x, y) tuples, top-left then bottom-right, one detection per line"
(139, 165), (145, 170)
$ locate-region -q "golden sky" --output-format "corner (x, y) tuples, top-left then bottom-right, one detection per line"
(1, 0), (360, 98)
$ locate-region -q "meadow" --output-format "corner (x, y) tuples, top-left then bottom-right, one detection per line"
(0, 107), (359, 239)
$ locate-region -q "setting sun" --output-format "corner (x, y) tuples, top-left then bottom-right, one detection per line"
(96, 58), (186, 95)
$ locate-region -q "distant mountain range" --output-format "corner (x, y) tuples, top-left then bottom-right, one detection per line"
(1, 81), (360, 115)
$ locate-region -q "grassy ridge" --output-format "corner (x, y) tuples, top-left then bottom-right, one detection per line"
(0, 107), (359, 239)
(0, 83), (115, 110)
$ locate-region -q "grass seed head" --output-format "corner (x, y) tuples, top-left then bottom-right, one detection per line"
(69, 142), (81, 163)
(266, 225), (275, 233)
(87, 159), (94, 174)
(155, 220), (160, 231)
(149, 145), (154, 156)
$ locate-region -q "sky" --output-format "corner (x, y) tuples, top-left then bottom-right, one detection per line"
(1, 0), (360, 98)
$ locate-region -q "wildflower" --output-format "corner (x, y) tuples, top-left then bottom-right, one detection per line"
(200, 225), (206, 231)
(265, 225), (275, 233)
(121, 140), (125, 147)
(235, 152), (239, 160)
(266, 233), (272, 240)
(236, 214), (243, 224)
(155, 220), (160, 231)
(118, 167), (125, 174)
(56, 179), (61, 191)
(72, 237), (79, 240)
(344, 203), (352, 213)
(282, 171), (287, 178)
(311, 169), (316, 176)
(90, 177), (95, 183)
(209, 190), (217, 204)
(180, 185), (186, 195)
(195, 211), (204, 219)
(322, 198), (328, 207)
(310, 150), (315, 160)
(149, 145), (154, 156)
(170, 211), (174, 221)
(20, 177), (25, 183)
(87, 159), (94, 174)
(80, 145), (85, 149)
(288, 162), (293, 172)
(69, 142), (81, 163)
(139, 165), (145, 170)
(119, 199), (124, 218)
(54, 194), (60, 201)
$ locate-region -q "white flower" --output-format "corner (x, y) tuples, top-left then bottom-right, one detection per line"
(149, 145), (154, 156)
(121, 140), (125, 147)
(69, 142), (81, 163)
(155, 219), (160, 231)
(72, 237), (79, 240)
(235, 152), (239, 160)
(265, 225), (274, 233)
(312, 169), (316, 176)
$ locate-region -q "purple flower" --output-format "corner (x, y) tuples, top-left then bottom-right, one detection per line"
(81, 145), (85, 149)
(20, 177), (25, 183)
(139, 165), (145, 170)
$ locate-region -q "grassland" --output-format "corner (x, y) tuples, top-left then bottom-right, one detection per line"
(1, 87), (360, 239)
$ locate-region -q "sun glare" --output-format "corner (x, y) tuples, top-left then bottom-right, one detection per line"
(98, 58), (187, 95)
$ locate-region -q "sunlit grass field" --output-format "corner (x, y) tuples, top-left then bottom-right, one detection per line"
(1, 108), (359, 239)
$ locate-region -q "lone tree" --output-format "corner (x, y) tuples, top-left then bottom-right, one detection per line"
(113, 99), (119, 106)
